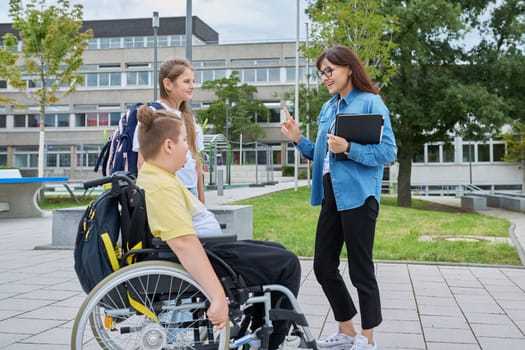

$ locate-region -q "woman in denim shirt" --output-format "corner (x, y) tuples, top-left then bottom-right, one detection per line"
(281, 45), (397, 350)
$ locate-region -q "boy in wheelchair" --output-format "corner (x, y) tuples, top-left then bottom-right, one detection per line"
(135, 105), (302, 350)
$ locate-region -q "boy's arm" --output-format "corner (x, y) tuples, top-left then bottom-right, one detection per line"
(167, 234), (228, 329)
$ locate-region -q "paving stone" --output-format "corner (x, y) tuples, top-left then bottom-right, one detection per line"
(423, 327), (477, 343)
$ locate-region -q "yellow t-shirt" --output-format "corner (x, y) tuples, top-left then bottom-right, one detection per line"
(137, 162), (203, 241)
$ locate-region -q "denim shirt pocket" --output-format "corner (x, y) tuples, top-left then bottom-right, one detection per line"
(317, 113), (333, 145)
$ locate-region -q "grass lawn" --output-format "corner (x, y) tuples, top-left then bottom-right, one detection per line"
(235, 187), (521, 266)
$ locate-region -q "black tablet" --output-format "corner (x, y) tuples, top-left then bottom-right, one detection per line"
(334, 113), (384, 160)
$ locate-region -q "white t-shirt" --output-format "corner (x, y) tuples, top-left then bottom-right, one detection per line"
(132, 102), (204, 190)
(137, 162), (222, 239)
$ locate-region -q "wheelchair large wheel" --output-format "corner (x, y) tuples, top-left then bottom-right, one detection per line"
(71, 260), (230, 350)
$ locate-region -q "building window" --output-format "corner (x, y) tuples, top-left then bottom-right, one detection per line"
(285, 57), (306, 65)
(126, 71), (149, 86)
(13, 146), (38, 168)
(123, 37), (134, 48)
(100, 37), (110, 49)
(84, 72), (121, 87)
(87, 38), (97, 49)
(79, 64), (98, 71)
(232, 58), (279, 66)
(169, 35), (185, 46)
(463, 143), (475, 162)
(0, 80), (6, 89)
(0, 147), (6, 166)
(493, 143), (506, 161)
(45, 114), (54, 127)
(202, 70), (214, 83)
(478, 143), (490, 162)
(0, 115), (5, 128)
(427, 144), (440, 163)
(76, 144), (102, 168)
(75, 106), (120, 128)
(243, 68), (256, 82)
(195, 68), (228, 84)
(268, 68), (280, 82)
(267, 108), (281, 123)
(157, 36), (169, 47)
(443, 143), (455, 162)
(122, 36), (147, 48)
(195, 60), (226, 67)
(47, 145), (71, 168)
(13, 114), (39, 128)
(86, 73), (98, 87)
(231, 59), (255, 66)
(110, 37), (121, 48)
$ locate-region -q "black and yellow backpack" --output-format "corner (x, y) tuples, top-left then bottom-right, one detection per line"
(73, 173), (151, 294)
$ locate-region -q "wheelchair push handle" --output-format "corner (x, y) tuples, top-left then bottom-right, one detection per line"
(83, 172), (136, 190)
(83, 176), (111, 189)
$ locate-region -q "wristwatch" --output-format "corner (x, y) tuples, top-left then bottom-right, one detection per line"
(344, 143), (350, 156)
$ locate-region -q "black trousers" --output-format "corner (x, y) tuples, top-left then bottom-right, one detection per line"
(313, 173), (382, 329)
(205, 240), (301, 350)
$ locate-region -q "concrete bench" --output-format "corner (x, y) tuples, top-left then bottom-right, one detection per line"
(41, 204), (253, 249)
(208, 205), (253, 240)
(484, 194), (504, 208)
(460, 195), (487, 211)
(0, 171), (69, 218)
(501, 196), (525, 212)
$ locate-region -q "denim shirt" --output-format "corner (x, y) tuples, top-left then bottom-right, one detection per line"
(295, 88), (397, 211)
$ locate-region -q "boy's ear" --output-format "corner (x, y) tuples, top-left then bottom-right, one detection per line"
(162, 138), (172, 153)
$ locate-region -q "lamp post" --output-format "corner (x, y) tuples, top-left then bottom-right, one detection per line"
(152, 11), (159, 101)
(225, 97), (229, 141)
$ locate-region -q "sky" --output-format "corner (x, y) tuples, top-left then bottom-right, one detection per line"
(0, 0), (311, 44)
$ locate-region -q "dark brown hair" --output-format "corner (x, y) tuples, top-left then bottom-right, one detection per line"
(316, 45), (379, 95)
(158, 58), (201, 170)
(136, 105), (184, 160)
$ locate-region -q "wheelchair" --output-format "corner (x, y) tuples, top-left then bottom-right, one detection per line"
(71, 173), (318, 350)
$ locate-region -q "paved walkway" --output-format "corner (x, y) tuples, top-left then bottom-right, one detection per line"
(1, 181), (525, 349)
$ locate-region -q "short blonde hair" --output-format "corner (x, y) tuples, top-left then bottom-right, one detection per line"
(136, 105), (184, 160)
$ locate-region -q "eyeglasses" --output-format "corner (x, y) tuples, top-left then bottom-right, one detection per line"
(317, 67), (336, 79)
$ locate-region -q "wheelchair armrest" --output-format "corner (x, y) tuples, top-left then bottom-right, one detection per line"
(199, 234), (237, 244)
(149, 234), (237, 249)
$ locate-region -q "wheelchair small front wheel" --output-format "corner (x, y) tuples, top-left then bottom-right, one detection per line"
(71, 260), (230, 349)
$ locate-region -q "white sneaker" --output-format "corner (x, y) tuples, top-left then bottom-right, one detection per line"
(317, 332), (355, 349)
(279, 335), (301, 350)
(349, 334), (377, 350)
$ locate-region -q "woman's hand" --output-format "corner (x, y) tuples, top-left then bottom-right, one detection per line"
(327, 134), (350, 154)
(280, 108), (302, 143)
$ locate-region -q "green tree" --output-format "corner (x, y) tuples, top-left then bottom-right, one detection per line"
(294, 0), (398, 160)
(467, 0), (525, 190)
(305, 0), (398, 87)
(5, 0), (92, 177)
(383, 0), (510, 207)
(304, 0), (514, 207)
(197, 71), (267, 142)
(0, 34), (24, 104)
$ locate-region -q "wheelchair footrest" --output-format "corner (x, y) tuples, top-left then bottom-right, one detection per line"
(269, 309), (308, 326)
